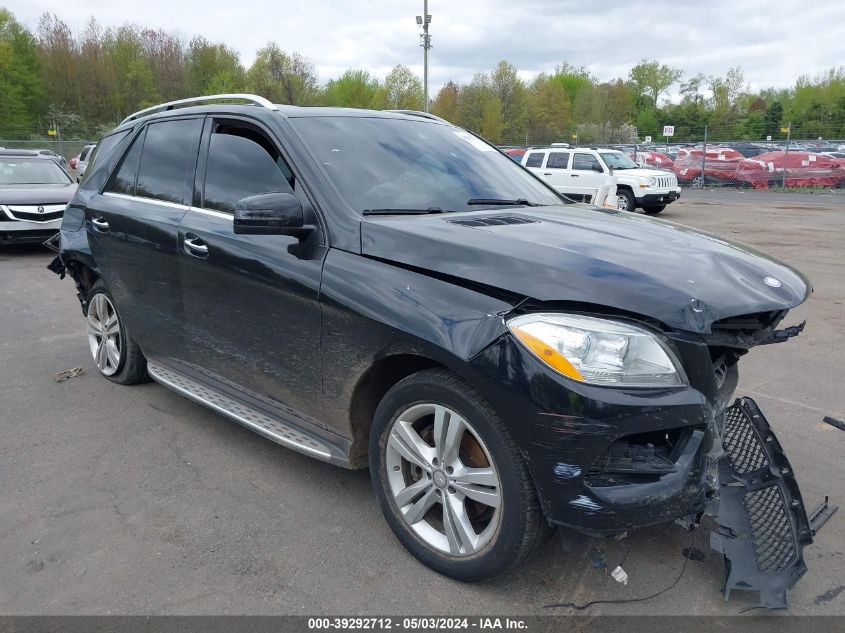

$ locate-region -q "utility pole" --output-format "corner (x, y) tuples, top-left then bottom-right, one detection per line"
(416, 2), (432, 112)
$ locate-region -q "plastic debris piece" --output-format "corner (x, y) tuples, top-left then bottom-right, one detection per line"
(590, 547), (607, 569)
(55, 367), (84, 382)
(611, 565), (629, 585)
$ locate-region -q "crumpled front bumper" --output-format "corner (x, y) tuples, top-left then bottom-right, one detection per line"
(709, 397), (835, 609)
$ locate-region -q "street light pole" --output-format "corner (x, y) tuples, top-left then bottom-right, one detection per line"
(416, 2), (432, 112)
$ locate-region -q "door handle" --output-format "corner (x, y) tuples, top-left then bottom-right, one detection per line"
(91, 217), (109, 232)
(543, 172), (552, 176)
(571, 174), (580, 178)
(184, 234), (209, 257)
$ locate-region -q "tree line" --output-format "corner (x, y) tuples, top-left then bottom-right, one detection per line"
(2, 8), (844, 144)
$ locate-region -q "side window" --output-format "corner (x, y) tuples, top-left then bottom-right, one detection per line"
(572, 153), (602, 172)
(546, 152), (570, 169)
(105, 129), (145, 196)
(202, 123), (295, 213)
(88, 130), (130, 171)
(136, 119), (203, 204)
(525, 152), (545, 168)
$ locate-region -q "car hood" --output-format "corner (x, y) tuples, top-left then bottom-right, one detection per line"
(360, 205), (811, 334)
(0, 183), (77, 205)
(615, 167), (669, 179)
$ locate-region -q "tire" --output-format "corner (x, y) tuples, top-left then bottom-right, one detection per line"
(615, 188), (636, 212)
(369, 368), (549, 581)
(85, 280), (148, 385)
(643, 204), (666, 214)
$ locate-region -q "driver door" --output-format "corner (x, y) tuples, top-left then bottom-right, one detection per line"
(571, 152), (605, 201)
(178, 116), (327, 423)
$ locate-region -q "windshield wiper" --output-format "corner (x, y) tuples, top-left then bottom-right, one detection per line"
(466, 198), (539, 207)
(362, 207), (449, 216)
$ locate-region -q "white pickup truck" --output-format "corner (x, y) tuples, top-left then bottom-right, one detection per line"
(521, 147), (681, 213)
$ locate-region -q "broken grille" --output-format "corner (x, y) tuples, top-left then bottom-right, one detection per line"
(744, 485), (796, 573)
(722, 404), (769, 474)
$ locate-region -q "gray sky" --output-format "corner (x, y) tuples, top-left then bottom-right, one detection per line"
(8, 0), (845, 98)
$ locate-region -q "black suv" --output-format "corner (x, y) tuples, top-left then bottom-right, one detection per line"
(51, 95), (822, 595)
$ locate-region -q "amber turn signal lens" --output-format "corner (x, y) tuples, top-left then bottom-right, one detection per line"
(512, 328), (585, 382)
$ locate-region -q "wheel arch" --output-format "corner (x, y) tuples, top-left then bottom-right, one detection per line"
(65, 258), (101, 315)
(347, 353), (446, 467)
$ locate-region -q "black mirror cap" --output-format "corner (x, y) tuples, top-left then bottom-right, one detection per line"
(233, 192), (313, 238)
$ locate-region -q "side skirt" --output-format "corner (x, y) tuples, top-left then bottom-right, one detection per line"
(147, 361), (352, 468)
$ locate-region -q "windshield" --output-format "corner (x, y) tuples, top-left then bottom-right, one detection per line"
(290, 116), (565, 213)
(0, 159), (71, 185)
(599, 152), (638, 169)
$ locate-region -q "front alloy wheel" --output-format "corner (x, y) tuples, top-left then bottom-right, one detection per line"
(386, 403), (502, 556)
(370, 369), (548, 580)
(87, 293), (122, 376)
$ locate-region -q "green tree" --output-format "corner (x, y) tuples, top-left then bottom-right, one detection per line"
(378, 64), (423, 110)
(489, 60), (527, 141)
(628, 60), (682, 107)
(246, 43), (317, 105)
(321, 69), (380, 108)
(0, 9), (43, 136)
(479, 96), (503, 143)
(431, 80), (460, 123)
(527, 73), (570, 143)
(186, 36), (244, 96)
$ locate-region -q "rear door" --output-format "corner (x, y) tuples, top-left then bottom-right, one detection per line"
(177, 116), (326, 423)
(543, 151), (572, 193)
(86, 116), (202, 362)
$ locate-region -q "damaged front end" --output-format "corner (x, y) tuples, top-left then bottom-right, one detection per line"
(469, 303), (834, 609)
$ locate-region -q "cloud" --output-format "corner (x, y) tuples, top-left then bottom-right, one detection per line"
(7, 0), (844, 95)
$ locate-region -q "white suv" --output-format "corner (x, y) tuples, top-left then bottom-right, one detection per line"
(521, 147), (681, 213)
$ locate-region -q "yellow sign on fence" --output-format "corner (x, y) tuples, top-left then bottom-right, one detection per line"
(780, 127), (790, 134)
(47, 129), (57, 136)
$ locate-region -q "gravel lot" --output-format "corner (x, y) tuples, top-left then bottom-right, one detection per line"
(1, 189), (843, 616)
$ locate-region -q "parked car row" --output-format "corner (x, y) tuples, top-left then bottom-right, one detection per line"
(673, 147), (845, 188)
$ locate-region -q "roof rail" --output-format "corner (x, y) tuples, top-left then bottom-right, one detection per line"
(388, 110), (448, 123)
(120, 94), (278, 126)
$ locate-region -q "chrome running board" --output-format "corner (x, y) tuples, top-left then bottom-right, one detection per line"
(147, 361), (333, 461)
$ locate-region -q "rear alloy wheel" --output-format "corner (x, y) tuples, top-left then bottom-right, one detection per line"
(87, 292), (122, 377)
(85, 281), (149, 385)
(615, 189), (636, 212)
(370, 369), (548, 580)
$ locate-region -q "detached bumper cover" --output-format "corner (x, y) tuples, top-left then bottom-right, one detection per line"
(709, 397), (835, 609)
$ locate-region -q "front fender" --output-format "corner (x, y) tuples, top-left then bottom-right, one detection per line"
(319, 248), (517, 436)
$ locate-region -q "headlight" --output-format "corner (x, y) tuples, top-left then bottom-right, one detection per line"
(507, 313), (687, 387)
(648, 176), (657, 186)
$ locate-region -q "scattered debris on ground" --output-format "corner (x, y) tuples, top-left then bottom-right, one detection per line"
(55, 367), (83, 382)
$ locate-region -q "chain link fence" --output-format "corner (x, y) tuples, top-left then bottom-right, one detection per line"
(0, 139), (98, 164)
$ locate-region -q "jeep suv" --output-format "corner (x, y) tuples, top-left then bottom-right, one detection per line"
(50, 95), (822, 597)
(521, 147), (681, 213)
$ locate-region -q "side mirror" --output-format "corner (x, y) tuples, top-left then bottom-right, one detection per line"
(233, 192), (313, 238)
